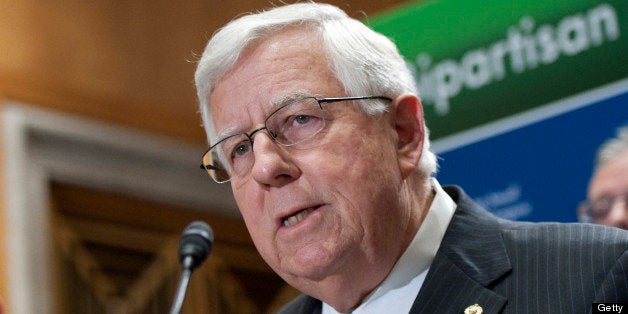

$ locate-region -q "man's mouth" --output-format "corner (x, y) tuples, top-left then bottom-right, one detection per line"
(282, 206), (319, 227)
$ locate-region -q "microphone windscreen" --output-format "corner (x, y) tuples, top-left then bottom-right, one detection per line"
(178, 221), (214, 270)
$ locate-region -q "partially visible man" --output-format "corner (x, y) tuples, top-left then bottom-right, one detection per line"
(194, 3), (628, 313)
(579, 125), (628, 229)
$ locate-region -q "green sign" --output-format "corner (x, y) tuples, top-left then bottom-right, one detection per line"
(368, 0), (627, 139)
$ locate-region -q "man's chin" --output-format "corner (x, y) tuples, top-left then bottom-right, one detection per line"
(274, 242), (352, 283)
(275, 257), (341, 288)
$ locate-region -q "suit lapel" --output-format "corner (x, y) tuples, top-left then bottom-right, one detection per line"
(411, 186), (512, 313)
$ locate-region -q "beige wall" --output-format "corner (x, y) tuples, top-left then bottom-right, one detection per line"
(0, 0), (409, 142)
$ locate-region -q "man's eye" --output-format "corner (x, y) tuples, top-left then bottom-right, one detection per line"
(294, 115), (311, 125)
(232, 142), (251, 157)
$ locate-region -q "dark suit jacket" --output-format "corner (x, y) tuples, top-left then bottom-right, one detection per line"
(278, 186), (628, 313)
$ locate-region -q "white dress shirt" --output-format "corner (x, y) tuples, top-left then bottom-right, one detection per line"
(322, 179), (456, 314)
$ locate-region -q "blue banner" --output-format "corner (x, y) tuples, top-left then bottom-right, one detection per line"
(434, 80), (628, 222)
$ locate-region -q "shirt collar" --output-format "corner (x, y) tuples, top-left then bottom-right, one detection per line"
(364, 178), (456, 301)
(322, 178), (456, 313)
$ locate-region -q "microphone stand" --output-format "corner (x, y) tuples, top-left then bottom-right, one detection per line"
(169, 221), (213, 314)
(170, 256), (194, 314)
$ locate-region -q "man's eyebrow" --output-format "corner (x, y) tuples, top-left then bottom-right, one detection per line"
(268, 89), (313, 111)
(213, 125), (239, 144)
(213, 90), (315, 142)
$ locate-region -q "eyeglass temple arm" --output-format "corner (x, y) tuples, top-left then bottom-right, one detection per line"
(200, 164), (220, 171)
(319, 96), (392, 103)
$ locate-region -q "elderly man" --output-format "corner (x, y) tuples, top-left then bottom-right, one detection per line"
(579, 126), (628, 229)
(195, 3), (627, 313)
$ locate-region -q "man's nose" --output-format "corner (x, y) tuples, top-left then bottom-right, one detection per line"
(250, 132), (300, 187)
(605, 200), (628, 230)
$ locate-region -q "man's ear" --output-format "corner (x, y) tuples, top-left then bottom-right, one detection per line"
(393, 94), (425, 179)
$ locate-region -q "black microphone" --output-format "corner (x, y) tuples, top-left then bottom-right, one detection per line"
(169, 221), (214, 314)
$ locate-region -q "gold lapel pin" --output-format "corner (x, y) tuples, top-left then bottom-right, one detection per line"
(464, 304), (483, 314)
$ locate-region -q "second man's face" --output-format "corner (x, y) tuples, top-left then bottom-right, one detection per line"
(589, 151), (628, 229)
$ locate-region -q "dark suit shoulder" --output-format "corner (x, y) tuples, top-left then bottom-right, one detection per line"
(444, 184), (628, 254)
(500, 220), (628, 246)
(499, 221), (628, 267)
(431, 185), (628, 311)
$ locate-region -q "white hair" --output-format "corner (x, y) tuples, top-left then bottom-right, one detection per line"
(595, 125), (628, 170)
(195, 2), (438, 176)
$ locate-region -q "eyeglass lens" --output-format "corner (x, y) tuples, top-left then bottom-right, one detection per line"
(203, 97), (325, 182)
